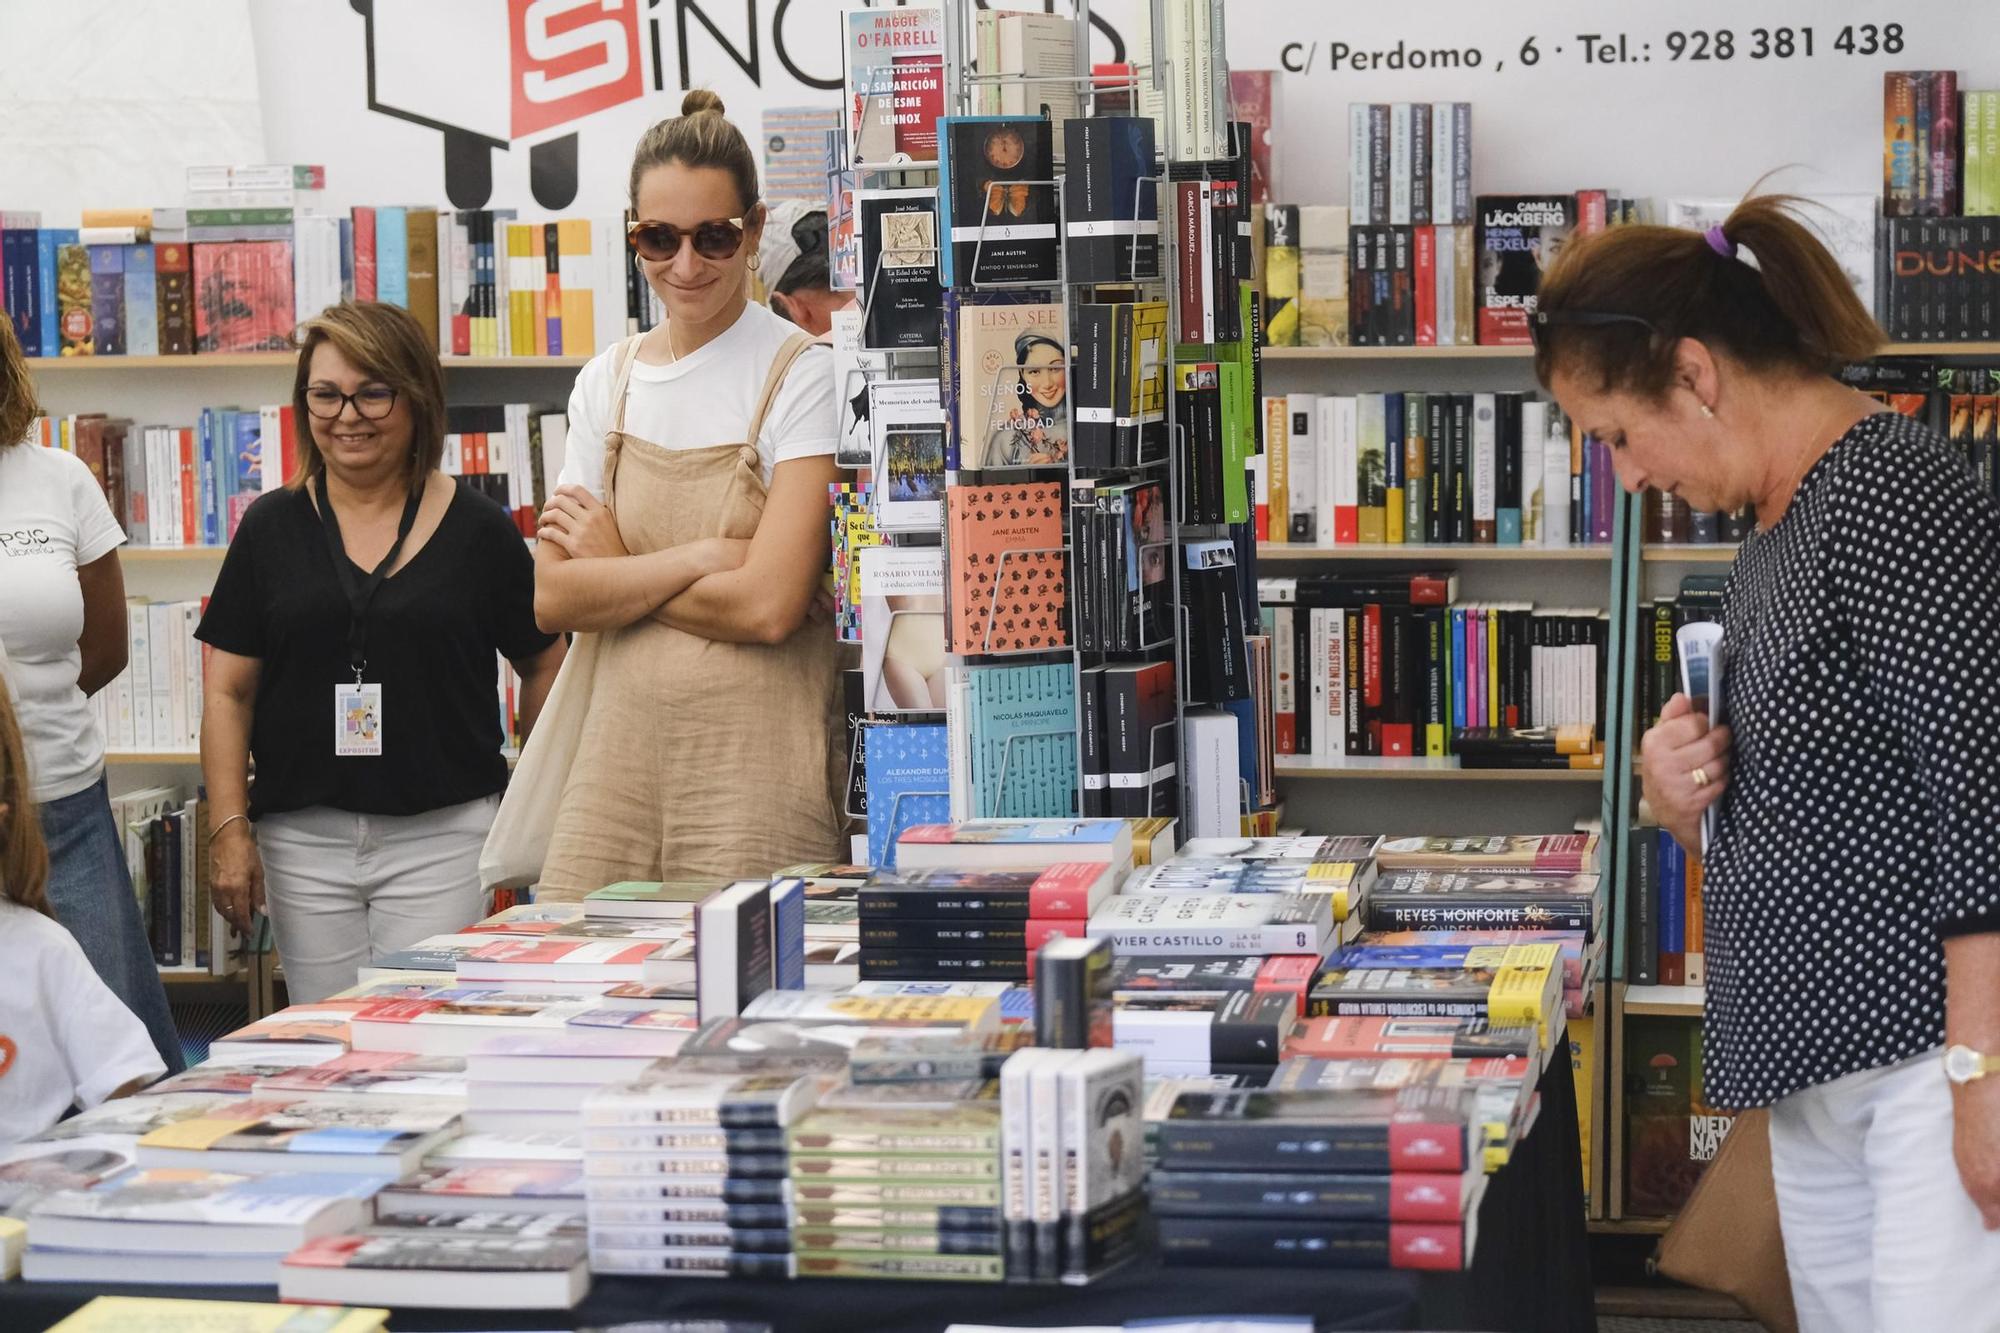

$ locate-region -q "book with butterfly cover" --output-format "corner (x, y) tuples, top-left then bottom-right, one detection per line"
(937, 116), (1059, 288)
(942, 292), (1069, 471)
(944, 482), (1068, 655)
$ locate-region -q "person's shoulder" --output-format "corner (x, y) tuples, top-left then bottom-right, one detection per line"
(3, 440), (91, 487)
(234, 484), (309, 536)
(0, 899), (82, 965)
(738, 302), (827, 358)
(1829, 411), (1969, 507)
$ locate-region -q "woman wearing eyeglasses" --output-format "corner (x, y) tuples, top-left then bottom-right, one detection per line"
(195, 302), (566, 1003)
(530, 90), (844, 896)
(1535, 194), (2000, 1326)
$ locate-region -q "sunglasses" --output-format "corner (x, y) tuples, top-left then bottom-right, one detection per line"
(1528, 308), (1662, 351)
(627, 216), (747, 263)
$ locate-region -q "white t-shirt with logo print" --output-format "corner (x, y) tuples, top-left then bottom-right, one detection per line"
(0, 443), (127, 801)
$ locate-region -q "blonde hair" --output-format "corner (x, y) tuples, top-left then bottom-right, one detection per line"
(289, 301), (445, 495)
(629, 89), (761, 213)
(0, 685), (53, 918)
(0, 315), (39, 449)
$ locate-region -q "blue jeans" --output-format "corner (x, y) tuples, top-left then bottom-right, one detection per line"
(37, 777), (186, 1074)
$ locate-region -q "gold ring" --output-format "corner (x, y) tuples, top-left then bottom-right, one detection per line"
(1690, 765), (1710, 788)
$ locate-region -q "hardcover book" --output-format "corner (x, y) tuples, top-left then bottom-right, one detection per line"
(944, 482), (1068, 655)
(937, 116), (1059, 287)
(859, 862), (1116, 919)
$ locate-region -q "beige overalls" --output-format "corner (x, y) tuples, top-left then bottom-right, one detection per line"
(536, 330), (845, 899)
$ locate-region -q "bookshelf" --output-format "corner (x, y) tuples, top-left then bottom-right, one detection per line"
(1622, 983), (1705, 1018)
(1259, 542), (1611, 563)
(26, 354), (592, 372)
(1275, 759), (1601, 783)
(1259, 340), (2000, 363)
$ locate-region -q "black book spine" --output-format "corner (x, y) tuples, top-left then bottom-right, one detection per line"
(1629, 824), (1659, 986)
(857, 949), (1031, 981)
(1390, 225), (1414, 346)
(1347, 226), (1372, 346)
(856, 890), (1034, 918)
(1448, 394), (1472, 543)
(1157, 1122), (1398, 1174)
(1150, 1170), (1405, 1221)
(1293, 603), (1314, 758)
(1078, 664), (1106, 817)
(1424, 394), (1446, 542)
(1498, 392), (1522, 532)
(860, 919), (1032, 948)
(1342, 606), (1364, 756)
(1365, 896), (1597, 935)
(1157, 1217), (1413, 1269)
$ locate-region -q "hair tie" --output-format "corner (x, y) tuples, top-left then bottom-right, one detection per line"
(1704, 225), (1736, 259)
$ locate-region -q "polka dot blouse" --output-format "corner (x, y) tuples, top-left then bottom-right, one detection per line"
(1705, 410), (2000, 1110)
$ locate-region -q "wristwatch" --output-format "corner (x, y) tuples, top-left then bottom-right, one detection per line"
(1943, 1044), (2000, 1085)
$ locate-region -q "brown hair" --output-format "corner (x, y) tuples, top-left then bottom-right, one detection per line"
(0, 685), (54, 918)
(628, 89), (761, 214)
(289, 301), (445, 495)
(1533, 193), (1883, 399)
(0, 313), (39, 450)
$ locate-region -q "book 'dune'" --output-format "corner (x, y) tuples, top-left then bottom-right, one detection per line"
(0, 821), (1593, 1304)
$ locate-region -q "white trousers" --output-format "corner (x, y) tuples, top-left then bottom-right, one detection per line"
(1770, 1048), (2000, 1333)
(256, 795), (498, 1004)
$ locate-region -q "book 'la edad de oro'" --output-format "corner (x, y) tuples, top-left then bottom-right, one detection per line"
(1085, 892), (1334, 957)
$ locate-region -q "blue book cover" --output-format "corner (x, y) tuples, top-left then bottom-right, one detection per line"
(122, 244), (158, 356)
(769, 877), (806, 990)
(232, 411), (264, 494)
(195, 409), (218, 546)
(865, 722), (950, 868)
(338, 217), (354, 302)
(1384, 392), (1405, 498)
(376, 206), (409, 309)
(1225, 696), (1259, 802)
(968, 662), (1075, 819)
(2, 226), (40, 355)
(38, 230), (73, 356)
(88, 244), (125, 355)
(1449, 607), (1467, 733)
(1658, 830), (1685, 960)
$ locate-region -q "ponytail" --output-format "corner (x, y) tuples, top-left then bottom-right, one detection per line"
(1533, 193), (1882, 398)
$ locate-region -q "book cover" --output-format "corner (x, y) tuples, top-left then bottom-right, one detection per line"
(1285, 1014), (1537, 1062)
(1086, 893), (1332, 957)
(1063, 115), (1161, 284)
(192, 241), (294, 352)
(1374, 834), (1598, 873)
(859, 545), (945, 713)
(857, 188), (943, 351)
(867, 380), (945, 532)
(937, 116), (1059, 287)
(135, 1096), (460, 1168)
(865, 722), (950, 868)
(1154, 1084), (1474, 1174)
(946, 295), (1069, 469)
(831, 307), (886, 468)
(1150, 1166), (1475, 1223)
(1473, 194), (1575, 345)
(967, 661), (1076, 818)
(860, 862), (1114, 919)
(695, 880), (776, 1022)
(1157, 1216), (1466, 1270)
(845, 4), (945, 168)
(945, 483), (1067, 654)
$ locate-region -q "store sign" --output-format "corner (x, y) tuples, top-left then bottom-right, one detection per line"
(510, 0), (646, 139)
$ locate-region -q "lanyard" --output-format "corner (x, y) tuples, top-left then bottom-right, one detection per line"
(314, 471), (423, 681)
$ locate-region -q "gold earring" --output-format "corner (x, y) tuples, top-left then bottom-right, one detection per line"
(748, 252), (761, 273)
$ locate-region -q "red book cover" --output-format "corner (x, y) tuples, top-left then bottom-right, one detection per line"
(1023, 918), (1086, 952)
(944, 482), (1068, 655)
(1026, 864), (1104, 919)
(1361, 602), (1383, 755)
(1176, 182), (1205, 341)
(278, 405), (298, 486)
(1254, 955), (1317, 1013)
(352, 207), (377, 302)
(889, 55), (944, 162)
(192, 241), (295, 352)
(179, 427), (197, 546)
(1413, 225), (1436, 346)
(1575, 189), (1608, 237)
(1227, 69), (1277, 204)
(1389, 1222), (1465, 1271)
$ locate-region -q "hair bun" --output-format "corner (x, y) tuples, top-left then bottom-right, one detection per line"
(681, 89), (726, 117)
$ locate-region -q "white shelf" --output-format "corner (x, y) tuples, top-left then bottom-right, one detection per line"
(106, 749), (199, 764)
(1275, 756), (1602, 783)
(1623, 983), (1704, 1017)
(1260, 542), (1610, 563)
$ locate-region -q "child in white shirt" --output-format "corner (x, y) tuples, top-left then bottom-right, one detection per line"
(0, 675), (164, 1146)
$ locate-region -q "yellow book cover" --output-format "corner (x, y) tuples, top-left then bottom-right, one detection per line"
(1125, 816), (1177, 866)
(1302, 861), (1363, 920)
(137, 1116), (255, 1152)
(49, 1296), (388, 1332)
(557, 218), (596, 358)
(0, 1216), (22, 1280)
(1569, 1009), (1597, 1208)
(507, 224), (535, 356)
(787, 994), (999, 1030)
(1484, 941), (1562, 1046)
(1263, 395), (1289, 542)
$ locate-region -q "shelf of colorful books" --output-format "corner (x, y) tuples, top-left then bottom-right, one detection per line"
(1641, 544), (1740, 563)
(1622, 982), (1705, 1017)
(27, 354), (590, 372)
(1275, 756), (1603, 782)
(1261, 345), (1534, 362)
(1258, 542), (1612, 563)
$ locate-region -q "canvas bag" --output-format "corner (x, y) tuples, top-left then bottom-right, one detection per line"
(477, 337), (645, 889)
(1655, 1107), (1800, 1333)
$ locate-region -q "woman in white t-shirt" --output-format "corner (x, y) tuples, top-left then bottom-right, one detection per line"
(0, 320), (182, 1074)
(0, 648), (166, 1144)
(528, 91), (844, 896)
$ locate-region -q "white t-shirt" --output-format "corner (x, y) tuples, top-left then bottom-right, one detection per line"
(0, 899), (167, 1146)
(0, 443), (126, 801)
(558, 302), (838, 497)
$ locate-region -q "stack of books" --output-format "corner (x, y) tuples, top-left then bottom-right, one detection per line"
(857, 863), (1117, 983)
(279, 1210), (591, 1310)
(786, 1097), (1007, 1282)
(582, 1069), (828, 1278)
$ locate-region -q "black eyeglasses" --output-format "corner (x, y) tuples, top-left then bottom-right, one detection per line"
(304, 385), (399, 420)
(628, 216), (747, 263)
(1529, 308), (1663, 351)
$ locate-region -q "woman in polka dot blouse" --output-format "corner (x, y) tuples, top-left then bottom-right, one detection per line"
(1534, 195), (2000, 1331)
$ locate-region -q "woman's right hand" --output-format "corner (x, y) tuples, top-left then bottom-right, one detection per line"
(1640, 692), (1732, 852)
(210, 821), (266, 935)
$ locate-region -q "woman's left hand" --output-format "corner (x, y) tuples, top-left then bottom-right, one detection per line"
(538, 485), (629, 560)
(1956, 1076), (2000, 1229)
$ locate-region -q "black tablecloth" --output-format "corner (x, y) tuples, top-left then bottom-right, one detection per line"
(4, 1059), (1590, 1333)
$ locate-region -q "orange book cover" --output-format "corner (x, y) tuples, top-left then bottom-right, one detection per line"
(945, 482), (1067, 655)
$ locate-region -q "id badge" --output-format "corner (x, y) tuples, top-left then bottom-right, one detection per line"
(335, 682), (385, 757)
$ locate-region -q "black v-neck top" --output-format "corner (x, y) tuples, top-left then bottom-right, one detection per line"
(196, 478), (555, 819)
(1702, 411), (2000, 1109)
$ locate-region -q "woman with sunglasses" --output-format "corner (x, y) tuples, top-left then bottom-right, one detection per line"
(530, 90), (844, 895)
(1535, 194), (2000, 1326)
(196, 302), (566, 1002)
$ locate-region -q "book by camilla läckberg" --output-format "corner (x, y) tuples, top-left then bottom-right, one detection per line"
(1472, 194), (1575, 345)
